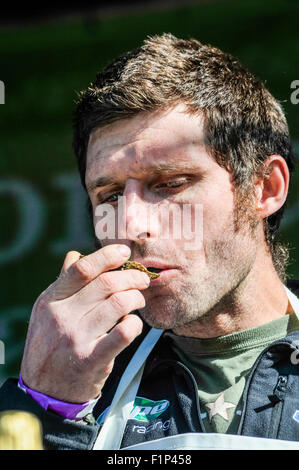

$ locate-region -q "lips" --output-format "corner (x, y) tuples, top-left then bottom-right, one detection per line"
(136, 260), (177, 272)
(134, 261), (179, 283)
(118, 259), (178, 283)
(146, 263), (178, 284)
(120, 261), (161, 279)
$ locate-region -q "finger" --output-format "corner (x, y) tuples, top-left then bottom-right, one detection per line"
(69, 268), (150, 309)
(80, 289), (146, 336)
(92, 313), (144, 364)
(48, 244), (131, 301)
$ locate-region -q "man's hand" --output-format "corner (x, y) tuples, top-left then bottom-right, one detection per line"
(20, 245), (149, 403)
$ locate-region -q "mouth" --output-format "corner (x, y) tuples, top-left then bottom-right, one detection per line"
(120, 261), (161, 280)
(141, 259), (176, 269)
(145, 267), (163, 274)
(118, 259), (178, 282)
(135, 260), (179, 283)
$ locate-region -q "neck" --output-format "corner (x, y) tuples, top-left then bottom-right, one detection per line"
(172, 247), (290, 339)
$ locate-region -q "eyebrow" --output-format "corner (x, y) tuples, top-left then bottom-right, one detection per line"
(86, 163), (202, 192)
(86, 176), (115, 192)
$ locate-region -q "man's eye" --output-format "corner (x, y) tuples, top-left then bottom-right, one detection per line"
(100, 192), (122, 204)
(157, 179), (188, 189)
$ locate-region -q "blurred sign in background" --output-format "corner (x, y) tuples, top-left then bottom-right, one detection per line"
(0, 0), (298, 385)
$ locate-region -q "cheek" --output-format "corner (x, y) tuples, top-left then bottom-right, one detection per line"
(184, 172), (236, 239)
(202, 183), (236, 230)
(204, 208), (232, 239)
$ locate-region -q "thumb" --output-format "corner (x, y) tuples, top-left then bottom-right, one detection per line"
(60, 251), (84, 275)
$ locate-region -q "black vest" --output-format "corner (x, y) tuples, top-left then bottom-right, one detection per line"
(95, 281), (299, 448)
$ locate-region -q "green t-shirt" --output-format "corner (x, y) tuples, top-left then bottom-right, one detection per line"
(165, 313), (299, 434)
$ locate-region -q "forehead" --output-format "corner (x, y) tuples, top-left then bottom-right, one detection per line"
(85, 105), (210, 189)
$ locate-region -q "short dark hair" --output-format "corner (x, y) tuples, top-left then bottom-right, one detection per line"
(73, 33), (295, 281)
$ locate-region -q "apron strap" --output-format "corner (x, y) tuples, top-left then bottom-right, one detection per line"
(93, 327), (163, 450)
(284, 285), (299, 318)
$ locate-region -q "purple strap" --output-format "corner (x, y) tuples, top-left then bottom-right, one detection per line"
(18, 374), (97, 421)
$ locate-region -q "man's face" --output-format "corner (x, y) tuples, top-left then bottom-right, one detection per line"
(86, 104), (261, 332)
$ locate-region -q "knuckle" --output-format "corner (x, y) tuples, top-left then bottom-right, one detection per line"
(72, 258), (93, 281)
(33, 293), (49, 313)
(110, 292), (126, 312)
(98, 248), (113, 268)
(102, 361), (114, 377)
(109, 290), (145, 315)
(114, 324), (132, 344)
(68, 338), (88, 362)
(97, 272), (114, 292)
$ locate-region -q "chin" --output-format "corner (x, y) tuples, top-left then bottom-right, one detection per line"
(139, 309), (175, 331)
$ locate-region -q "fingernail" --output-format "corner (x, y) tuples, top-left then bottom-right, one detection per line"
(119, 245), (131, 257)
(142, 273), (151, 285)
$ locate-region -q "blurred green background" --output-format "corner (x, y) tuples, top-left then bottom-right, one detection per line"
(0, 0), (298, 384)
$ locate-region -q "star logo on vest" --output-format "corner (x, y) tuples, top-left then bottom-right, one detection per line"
(205, 393), (236, 421)
(293, 410), (299, 423)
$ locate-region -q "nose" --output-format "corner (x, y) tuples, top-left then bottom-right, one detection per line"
(118, 179), (160, 241)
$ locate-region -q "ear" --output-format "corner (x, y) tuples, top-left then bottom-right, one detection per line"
(255, 155), (290, 219)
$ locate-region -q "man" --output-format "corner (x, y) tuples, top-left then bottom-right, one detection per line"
(0, 33), (299, 450)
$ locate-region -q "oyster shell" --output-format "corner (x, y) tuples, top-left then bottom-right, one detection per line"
(78, 254), (160, 280)
(120, 261), (160, 280)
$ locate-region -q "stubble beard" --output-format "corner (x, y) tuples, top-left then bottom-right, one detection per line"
(139, 200), (260, 334)
(139, 239), (256, 333)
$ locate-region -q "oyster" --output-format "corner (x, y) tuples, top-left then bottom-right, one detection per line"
(120, 261), (160, 280)
(78, 254), (160, 280)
